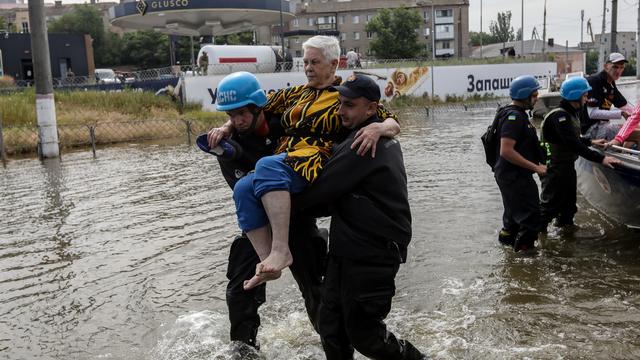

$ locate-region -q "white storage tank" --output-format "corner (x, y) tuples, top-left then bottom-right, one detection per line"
(197, 45), (279, 74)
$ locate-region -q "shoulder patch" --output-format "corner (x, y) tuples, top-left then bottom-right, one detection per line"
(508, 114), (517, 121)
(558, 117), (566, 122)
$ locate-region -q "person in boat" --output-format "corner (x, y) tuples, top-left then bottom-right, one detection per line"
(540, 77), (622, 230)
(293, 74), (426, 360)
(494, 75), (547, 252)
(203, 71), (328, 352)
(604, 103), (640, 149)
(209, 35), (401, 290)
(581, 52), (634, 140)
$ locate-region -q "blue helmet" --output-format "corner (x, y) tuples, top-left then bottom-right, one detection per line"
(216, 71), (268, 111)
(509, 75), (541, 100)
(560, 77), (592, 101)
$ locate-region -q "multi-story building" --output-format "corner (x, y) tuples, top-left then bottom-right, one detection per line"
(594, 31), (637, 58)
(282, 0), (469, 59)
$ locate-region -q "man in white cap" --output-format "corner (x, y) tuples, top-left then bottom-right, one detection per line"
(580, 52), (635, 140)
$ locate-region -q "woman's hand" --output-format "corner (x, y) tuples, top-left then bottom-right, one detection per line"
(352, 122), (382, 157)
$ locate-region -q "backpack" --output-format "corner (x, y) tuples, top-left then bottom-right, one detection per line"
(480, 106), (507, 170)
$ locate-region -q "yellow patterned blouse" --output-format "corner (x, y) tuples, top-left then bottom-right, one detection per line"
(263, 76), (398, 184)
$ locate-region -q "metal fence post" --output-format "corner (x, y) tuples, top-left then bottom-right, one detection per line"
(185, 120), (192, 145)
(0, 113), (6, 167)
(88, 125), (97, 158)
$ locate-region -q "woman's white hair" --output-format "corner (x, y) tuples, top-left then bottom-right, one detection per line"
(302, 35), (341, 62)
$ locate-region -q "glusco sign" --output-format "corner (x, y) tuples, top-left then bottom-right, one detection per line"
(150, 0), (189, 9)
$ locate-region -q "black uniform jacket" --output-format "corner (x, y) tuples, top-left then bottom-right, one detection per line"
(581, 70), (628, 134)
(494, 105), (542, 178)
(219, 115), (284, 189)
(294, 115), (411, 264)
(542, 100), (605, 164)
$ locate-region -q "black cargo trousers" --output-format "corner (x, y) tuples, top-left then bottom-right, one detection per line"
(319, 256), (425, 360)
(540, 161), (578, 227)
(217, 153), (328, 348)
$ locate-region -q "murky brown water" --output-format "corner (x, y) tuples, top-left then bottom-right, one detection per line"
(2, 85), (640, 359)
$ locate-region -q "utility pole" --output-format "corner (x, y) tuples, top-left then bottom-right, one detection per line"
(521, 0), (524, 56)
(611, 0), (618, 53)
(598, 0), (607, 70)
(28, 0), (59, 158)
(581, 10), (584, 49)
(480, 0), (483, 58)
(431, 2), (436, 60)
(542, 0), (547, 54)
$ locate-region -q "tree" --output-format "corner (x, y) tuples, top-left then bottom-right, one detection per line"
(365, 7), (423, 59)
(489, 11), (515, 43)
(516, 28), (522, 41)
(586, 49), (598, 74)
(120, 30), (170, 69)
(48, 5), (108, 66)
(468, 31), (497, 46)
(219, 31), (254, 45)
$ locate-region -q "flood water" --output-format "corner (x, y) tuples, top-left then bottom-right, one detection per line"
(2, 85), (640, 360)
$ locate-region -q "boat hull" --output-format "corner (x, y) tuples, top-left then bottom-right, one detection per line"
(576, 150), (640, 229)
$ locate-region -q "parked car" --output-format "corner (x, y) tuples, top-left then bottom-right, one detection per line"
(95, 68), (121, 84)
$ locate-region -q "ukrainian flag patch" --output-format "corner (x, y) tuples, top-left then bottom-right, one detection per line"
(508, 114), (517, 121)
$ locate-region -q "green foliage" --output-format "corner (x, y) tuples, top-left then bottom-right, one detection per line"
(120, 30), (170, 69)
(586, 49), (598, 74)
(468, 31), (498, 46)
(218, 31), (255, 45)
(48, 5), (108, 66)
(1, 89), (226, 127)
(489, 11), (515, 43)
(365, 7), (423, 59)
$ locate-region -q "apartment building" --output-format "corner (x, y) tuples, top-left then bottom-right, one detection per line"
(593, 32), (637, 59)
(281, 0), (469, 58)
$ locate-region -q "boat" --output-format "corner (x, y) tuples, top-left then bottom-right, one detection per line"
(576, 145), (640, 229)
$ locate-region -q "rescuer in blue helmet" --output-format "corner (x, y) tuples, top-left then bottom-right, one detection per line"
(539, 77), (621, 231)
(493, 75), (547, 252)
(199, 71), (327, 353)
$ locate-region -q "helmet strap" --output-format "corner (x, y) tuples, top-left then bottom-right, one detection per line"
(246, 107), (262, 134)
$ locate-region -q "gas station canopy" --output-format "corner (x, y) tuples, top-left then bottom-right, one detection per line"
(108, 0), (295, 36)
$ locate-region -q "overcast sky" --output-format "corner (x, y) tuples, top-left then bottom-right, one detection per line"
(468, 0), (639, 46)
(39, 0), (640, 47)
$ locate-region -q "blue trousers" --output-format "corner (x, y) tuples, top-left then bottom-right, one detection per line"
(233, 153), (308, 231)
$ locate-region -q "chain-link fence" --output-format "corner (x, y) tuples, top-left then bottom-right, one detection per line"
(0, 118), (218, 160)
(0, 99), (508, 162)
(2, 55), (550, 92)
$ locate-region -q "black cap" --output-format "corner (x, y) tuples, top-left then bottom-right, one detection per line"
(335, 74), (381, 102)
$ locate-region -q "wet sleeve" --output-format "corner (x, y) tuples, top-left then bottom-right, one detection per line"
(554, 115), (605, 163)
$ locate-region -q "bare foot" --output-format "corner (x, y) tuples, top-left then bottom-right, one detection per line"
(257, 250), (293, 274)
(243, 270), (282, 290)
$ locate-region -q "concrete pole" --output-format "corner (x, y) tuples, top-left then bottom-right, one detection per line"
(598, 0), (607, 70)
(521, 0), (524, 56)
(431, 3), (436, 60)
(611, 0), (618, 53)
(28, 0), (59, 158)
(480, 0), (483, 58)
(542, 0), (547, 54)
(279, 0), (285, 60)
(581, 10), (584, 49)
